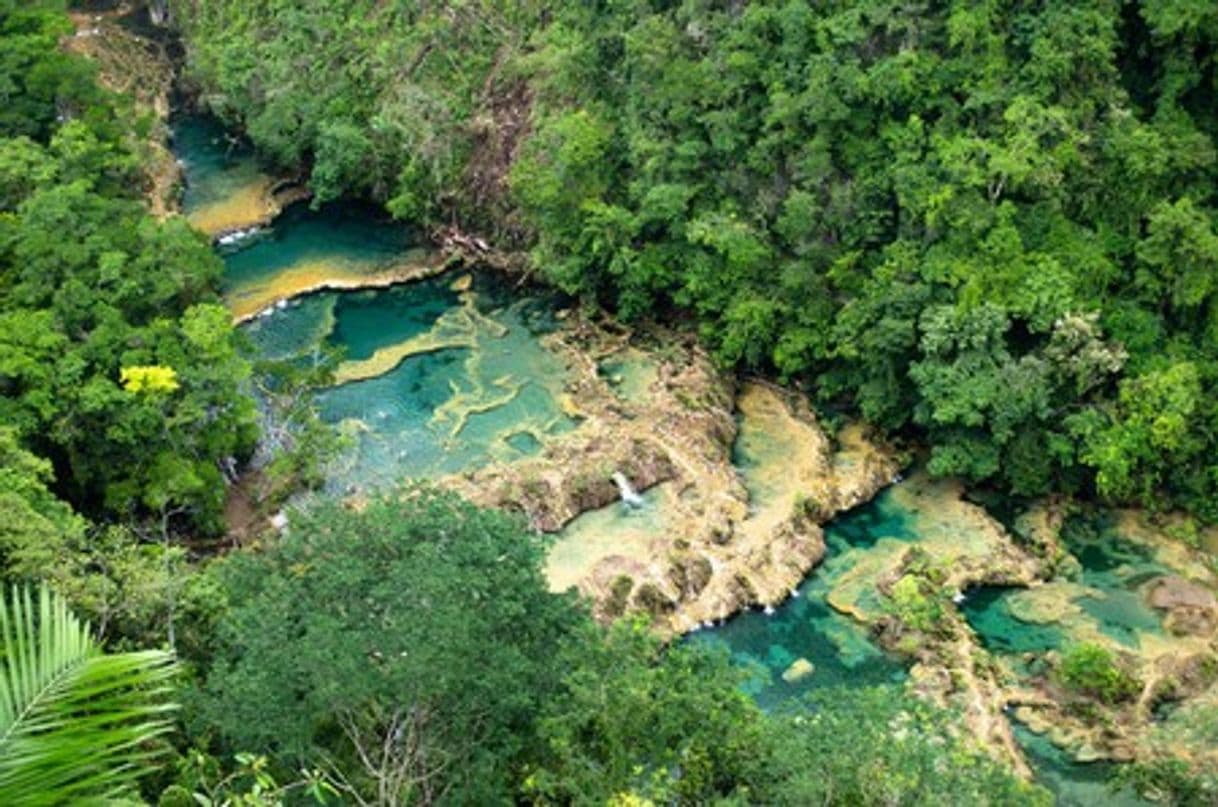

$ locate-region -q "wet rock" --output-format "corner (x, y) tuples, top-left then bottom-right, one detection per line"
(444, 321), (898, 634)
(1074, 743), (1104, 763)
(1147, 575), (1218, 637)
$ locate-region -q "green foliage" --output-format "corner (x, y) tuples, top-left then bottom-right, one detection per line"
(1058, 643), (1142, 704)
(767, 687), (1051, 806)
(0, 584), (178, 803)
(887, 574), (949, 636)
(0, 6), (258, 534)
(1076, 362), (1207, 508)
(174, 0), (1218, 514)
(523, 619), (770, 804)
(194, 489), (579, 804)
(165, 750), (337, 807)
(1112, 757), (1218, 806)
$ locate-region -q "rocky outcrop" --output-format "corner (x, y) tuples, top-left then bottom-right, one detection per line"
(442, 315), (901, 633)
(1147, 575), (1218, 637)
(191, 180), (312, 243)
(65, 5), (179, 217)
(964, 508), (1218, 778)
(815, 476), (1047, 776)
(231, 253), (449, 325)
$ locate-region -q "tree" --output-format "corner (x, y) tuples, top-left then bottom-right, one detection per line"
(0, 584), (177, 802)
(523, 619), (772, 804)
(1075, 362), (1205, 505)
(195, 489), (579, 804)
(171, 0), (1218, 513)
(766, 687), (1051, 806)
(1057, 643), (1141, 704)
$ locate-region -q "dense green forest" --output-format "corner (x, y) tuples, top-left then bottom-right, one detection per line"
(3, 0), (1218, 803)
(175, 0), (1218, 516)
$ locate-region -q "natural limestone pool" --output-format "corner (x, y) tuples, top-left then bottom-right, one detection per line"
(961, 518), (1170, 656)
(175, 114), (578, 493)
(175, 112), (1215, 804)
(691, 490), (913, 708)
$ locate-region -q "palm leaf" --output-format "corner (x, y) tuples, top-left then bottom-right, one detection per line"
(0, 584), (178, 804)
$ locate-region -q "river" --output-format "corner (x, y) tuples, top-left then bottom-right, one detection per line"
(174, 112), (1196, 805)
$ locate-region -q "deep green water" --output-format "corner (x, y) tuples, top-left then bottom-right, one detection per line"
(1012, 722), (1144, 807)
(171, 113), (258, 214)
(220, 201), (425, 302)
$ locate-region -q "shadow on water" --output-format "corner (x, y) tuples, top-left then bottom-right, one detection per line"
(1012, 721), (1145, 806)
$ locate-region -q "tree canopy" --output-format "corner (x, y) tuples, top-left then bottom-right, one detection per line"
(191, 490), (1045, 805)
(174, 0), (1218, 515)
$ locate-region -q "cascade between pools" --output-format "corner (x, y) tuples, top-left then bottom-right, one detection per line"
(177, 112), (1218, 805)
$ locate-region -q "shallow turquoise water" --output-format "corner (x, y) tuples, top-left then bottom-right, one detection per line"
(330, 280), (460, 361)
(172, 114), (578, 492)
(219, 200), (423, 302)
(242, 293), (339, 361)
(693, 490), (913, 709)
(703, 489), (1152, 801)
(547, 487), (669, 592)
(958, 515), (1166, 805)
(246, 271), (578, 492)
(962, 515), (1168, 653)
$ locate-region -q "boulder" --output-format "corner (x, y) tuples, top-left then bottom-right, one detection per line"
(1147, 576), (1217, 611)
(1147, 576), (1218, 637)
(782, 658), (815, 683)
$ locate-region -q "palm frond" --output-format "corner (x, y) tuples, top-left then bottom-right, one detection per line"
(0, 584), (178, 804)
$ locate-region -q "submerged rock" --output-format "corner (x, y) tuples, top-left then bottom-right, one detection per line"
(782, 658), (815, 683)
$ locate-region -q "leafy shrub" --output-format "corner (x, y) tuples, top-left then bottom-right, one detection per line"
(1058, 643), (1141, 704)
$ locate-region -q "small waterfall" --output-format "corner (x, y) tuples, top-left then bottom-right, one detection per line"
(611, 471), (644, 508)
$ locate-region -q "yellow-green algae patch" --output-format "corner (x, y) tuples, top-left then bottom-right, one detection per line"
(229, 253), (444, 324)
(732, 382), (832, 549)
(187, 173), (280, 237)
(599, 347), (660, 403)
